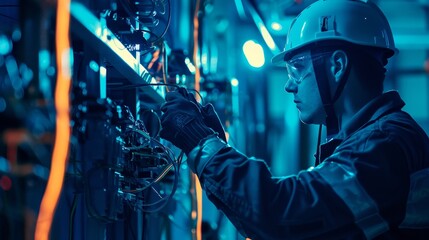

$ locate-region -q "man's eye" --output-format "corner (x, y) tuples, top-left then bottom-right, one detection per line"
(293, 63), (305, 69)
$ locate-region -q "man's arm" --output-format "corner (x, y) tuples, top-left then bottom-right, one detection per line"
(188, 130), (410, 239)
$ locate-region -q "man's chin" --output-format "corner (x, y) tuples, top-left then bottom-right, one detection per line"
(299, 113), (323, 125)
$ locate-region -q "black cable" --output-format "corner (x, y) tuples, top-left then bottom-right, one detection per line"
(152, 0), (171, 44)
(111, 36), (127, 50)
(138, 109), (162, 138)
(119, 130), (179, 213)
(112, 83), (205, 105)
(187, 89), (205, 105)
(315, 124), (322, 165)
(68, 193), (79, 240)
(118, 0), (171, 45)
(120, 159), (171, 193)
(138, 0), (171, 45)
(111, 82), (182, 90)
(177, 151), (184, 171)
(139, 140), (179, 213)
(69, 139), (83, 176)
(162, 41), (168, 86)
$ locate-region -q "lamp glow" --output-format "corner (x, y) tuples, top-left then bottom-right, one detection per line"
(243, 40), (265, 68)
(231, 78), (239, 87)
(271, 22), (282, 31)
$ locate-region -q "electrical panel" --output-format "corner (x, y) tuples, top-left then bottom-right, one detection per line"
(0, 1), (201, 239)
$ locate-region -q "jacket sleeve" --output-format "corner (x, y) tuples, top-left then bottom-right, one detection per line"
(187, 132), (410, 240)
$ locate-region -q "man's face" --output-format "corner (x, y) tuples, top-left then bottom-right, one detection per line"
(284, 50), (326, 124)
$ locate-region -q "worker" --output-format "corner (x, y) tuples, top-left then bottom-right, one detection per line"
(160, 0), (429, 239)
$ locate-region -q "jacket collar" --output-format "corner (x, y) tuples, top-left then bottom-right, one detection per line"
(316, 91), (405, 165)
(335, 90), (405, 141)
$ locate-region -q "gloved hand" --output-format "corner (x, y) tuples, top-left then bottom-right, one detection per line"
(201, 103), (227, 142)
(160, 90), (215, 154)
(176, 87), (227, 142)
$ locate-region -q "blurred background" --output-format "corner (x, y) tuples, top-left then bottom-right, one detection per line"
(0, 0), (428, 239)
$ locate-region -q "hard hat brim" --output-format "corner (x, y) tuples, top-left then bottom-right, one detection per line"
(271, 39), (397, 66)
(271, 51), (286, 65)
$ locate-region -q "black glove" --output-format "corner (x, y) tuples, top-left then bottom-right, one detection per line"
(201, 103), (227, 142)
(176, 87), (227, 142)
(160, 90), (215, 154)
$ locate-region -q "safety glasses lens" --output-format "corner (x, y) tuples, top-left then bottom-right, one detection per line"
(286, 59), (310, 83)
(285, 52), (331, 84)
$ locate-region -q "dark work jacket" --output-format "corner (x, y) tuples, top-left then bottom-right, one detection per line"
(187, 91), (429, 240)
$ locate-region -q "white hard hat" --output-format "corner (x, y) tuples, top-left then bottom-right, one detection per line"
(272, 0), (398, 64)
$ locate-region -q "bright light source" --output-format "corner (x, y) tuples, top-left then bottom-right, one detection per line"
(231, 78), (239, 87)
(89, 60), (100, 72)
(0, 35), (12, 55)
(243, 40), (265, 68)
(259, 24), (276, 50)
(271, 22), (282, 31)
(100, 66), (106, 98)
(184, 57), (196, 73)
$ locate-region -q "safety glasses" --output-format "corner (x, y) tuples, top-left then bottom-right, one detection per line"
(285, 52), (332, 84)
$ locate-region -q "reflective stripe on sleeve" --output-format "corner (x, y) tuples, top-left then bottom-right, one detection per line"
(188, 136), (227, 176)
(315, 160), (389, 239)
(399, 167), (429, 228)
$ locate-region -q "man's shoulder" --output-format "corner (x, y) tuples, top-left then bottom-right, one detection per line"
(377, 110), (428, 139)
(342, 109), (429, 149)
(347, 110), (429, 162)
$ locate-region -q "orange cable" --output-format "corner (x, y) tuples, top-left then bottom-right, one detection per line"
(35, 0), (72, 239)
(147, 49), (159, 70)
(192, 1), (203, 240)
(193, 0), (201, 102)
(195, 176), (203, 240)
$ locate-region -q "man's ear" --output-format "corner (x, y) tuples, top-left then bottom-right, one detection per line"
(329, 50), (348, 83)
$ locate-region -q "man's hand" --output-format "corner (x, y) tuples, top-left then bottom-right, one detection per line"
(201, 103), (227, 142)
(160, 90), (215, 154)
(176, 87), (227, 142)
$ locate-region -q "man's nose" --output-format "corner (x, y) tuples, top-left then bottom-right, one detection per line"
(285, 78), (297, 93)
